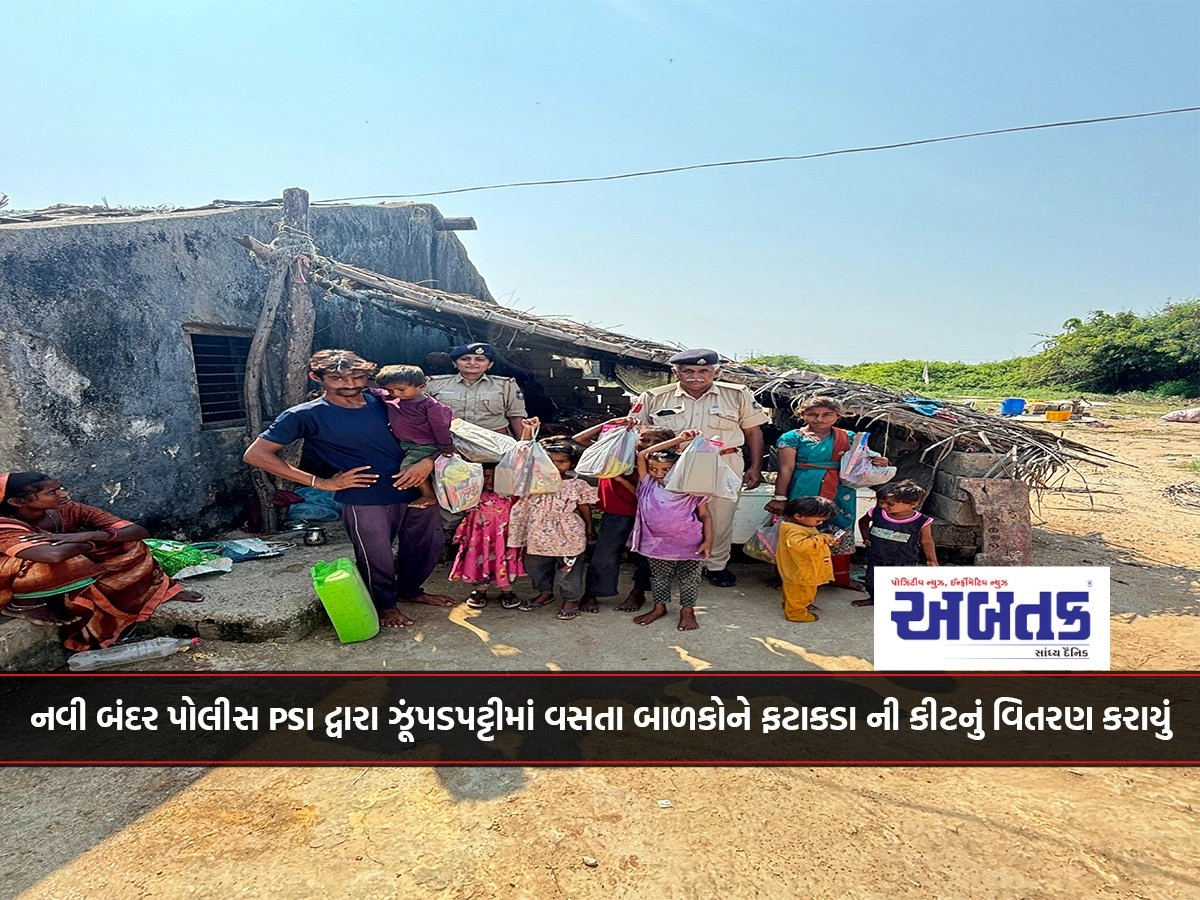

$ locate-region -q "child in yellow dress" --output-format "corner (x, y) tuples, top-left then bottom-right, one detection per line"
(775, 496), (841, 622)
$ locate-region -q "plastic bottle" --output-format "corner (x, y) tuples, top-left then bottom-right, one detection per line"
(67, 636), (199, 672)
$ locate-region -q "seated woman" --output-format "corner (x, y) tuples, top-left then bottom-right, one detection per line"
(0, 472), (201, 651)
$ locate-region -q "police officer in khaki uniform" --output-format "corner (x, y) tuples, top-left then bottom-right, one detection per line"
(426, 342), (527, 437)
(630, 349), (767, 587)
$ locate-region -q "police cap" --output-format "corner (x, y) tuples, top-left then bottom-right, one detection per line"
(669, 348), (721, 367)
(450, 342), (496, 361)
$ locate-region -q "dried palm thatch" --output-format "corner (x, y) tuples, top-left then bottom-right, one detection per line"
(752, 370), (1129, 492)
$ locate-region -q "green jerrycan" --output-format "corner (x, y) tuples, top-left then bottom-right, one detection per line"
(311, 558), (380, 643)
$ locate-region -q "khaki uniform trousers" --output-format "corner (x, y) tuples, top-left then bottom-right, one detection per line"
(706, 453), (744, 572)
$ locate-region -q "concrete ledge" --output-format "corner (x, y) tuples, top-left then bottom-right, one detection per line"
(150, 530), (356, 644)
(0, 618), (68, 672)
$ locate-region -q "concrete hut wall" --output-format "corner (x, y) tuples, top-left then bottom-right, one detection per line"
(0, 203), (488, 533)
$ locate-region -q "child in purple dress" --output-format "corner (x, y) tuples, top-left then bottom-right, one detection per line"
(449, 464), (525, 609)
(629, 429), (713, 631)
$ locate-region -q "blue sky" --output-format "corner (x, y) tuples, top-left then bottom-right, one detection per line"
(4, 0), (1198, 363)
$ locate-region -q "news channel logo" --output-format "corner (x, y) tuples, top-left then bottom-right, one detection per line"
(873, 567), (1110, 670)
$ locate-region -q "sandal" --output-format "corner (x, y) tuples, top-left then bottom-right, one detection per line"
(520, 594), (554, 612)
(466, 590), (488, 609)
(499, 592), (522, 610)
(556, 601), (581, 621)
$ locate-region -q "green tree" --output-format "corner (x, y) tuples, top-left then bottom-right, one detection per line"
(1029, 300), (1200, 394)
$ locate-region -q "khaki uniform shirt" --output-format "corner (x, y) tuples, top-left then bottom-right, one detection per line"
(426, 373), (527, 432)
(630, 380), (768, 449)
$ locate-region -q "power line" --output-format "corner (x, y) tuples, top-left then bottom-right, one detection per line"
(315, 106), (1199, 203)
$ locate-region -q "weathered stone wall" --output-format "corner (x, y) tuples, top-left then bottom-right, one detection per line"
(0, 203), (489, 533)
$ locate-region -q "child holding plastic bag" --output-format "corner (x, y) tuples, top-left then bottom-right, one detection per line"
(572, 418), (676, 613)
(629, 430), (713, 632)
(449, 464), (525, 610)
(506, 419), (598, 619)
(776, 496), (840, 623)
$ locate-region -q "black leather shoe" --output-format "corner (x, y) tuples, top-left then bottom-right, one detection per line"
(703, 568), (737, 587)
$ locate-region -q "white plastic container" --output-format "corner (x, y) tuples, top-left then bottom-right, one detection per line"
(731, 484), (775, 544)
(855, 488), (877, 546)
(733, 485), (877, 546)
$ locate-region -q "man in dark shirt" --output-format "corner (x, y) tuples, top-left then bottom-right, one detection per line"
(243, 349), (455, 628)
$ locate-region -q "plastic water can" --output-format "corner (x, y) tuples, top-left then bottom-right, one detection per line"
(311, 558), (380, 643)
(1000, 398), (1026, 416)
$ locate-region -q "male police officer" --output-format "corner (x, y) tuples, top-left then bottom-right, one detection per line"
(630, 349), (767, 587)
(426, 342), (527, 437)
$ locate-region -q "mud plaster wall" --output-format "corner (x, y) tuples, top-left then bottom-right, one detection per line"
(0, 204), (489, 533)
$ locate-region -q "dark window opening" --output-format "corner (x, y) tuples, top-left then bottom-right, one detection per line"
(189, 333), (252, 426)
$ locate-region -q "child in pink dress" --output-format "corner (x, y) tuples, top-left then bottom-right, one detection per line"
(506, 418), (599, 620)
(450, 465), (526, 609)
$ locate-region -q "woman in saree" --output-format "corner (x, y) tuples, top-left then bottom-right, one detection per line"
(0, 472), (201, 651)
(764, 396), (890, 590)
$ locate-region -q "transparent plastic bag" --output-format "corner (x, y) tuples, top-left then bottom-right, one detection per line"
(713, 463), (743, 501)
(494, 440), (563, 497)
(576, 425), (637, 478)
(838, 431), (896, 488)
(742, 514), (781, 563)
(449, 417), (517, 463)
(665, 435), (723, 495)
(433, 456), (484, 512)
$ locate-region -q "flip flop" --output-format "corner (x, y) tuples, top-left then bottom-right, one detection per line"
(466, 591), (488, 609)
(499, 593), (522, 609)
(520, 594), (554, 612)
(556, 602), (581, 621)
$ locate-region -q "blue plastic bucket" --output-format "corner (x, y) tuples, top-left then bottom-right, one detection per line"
(1000, 398), (1026, 416)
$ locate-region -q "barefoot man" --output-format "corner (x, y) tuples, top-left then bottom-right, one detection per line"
(244, 350), (455, 627)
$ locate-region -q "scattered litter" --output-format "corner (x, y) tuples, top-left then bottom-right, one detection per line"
(1163, 482), (1200, 510)
(191, 652), (217, 660)
(1162, 407), (1200, 424)
(656, 799), (674, 809)
(582, 856), (599, 868)
(213, 538), (288, 561)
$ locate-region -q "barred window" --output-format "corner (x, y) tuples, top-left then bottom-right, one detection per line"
(188, 332), (251, 426)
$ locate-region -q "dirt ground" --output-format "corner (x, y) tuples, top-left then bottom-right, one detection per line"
(6, 416), (1199, 899)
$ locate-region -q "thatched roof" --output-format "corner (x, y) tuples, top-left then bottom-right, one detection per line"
(752, 370), (1127, 488)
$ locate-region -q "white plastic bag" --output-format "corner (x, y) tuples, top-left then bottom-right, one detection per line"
(713, 463), (743, 501)
(433, 456), (484, 512)
(838, 431), (896, 488)
(494, 440), (563, 497)
(576, 425), (638, 478)
(665, 435), (723, 495)
(449, 417), (517, 463)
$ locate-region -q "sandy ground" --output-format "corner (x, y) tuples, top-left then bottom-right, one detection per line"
(5, 416), (1199, 899)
